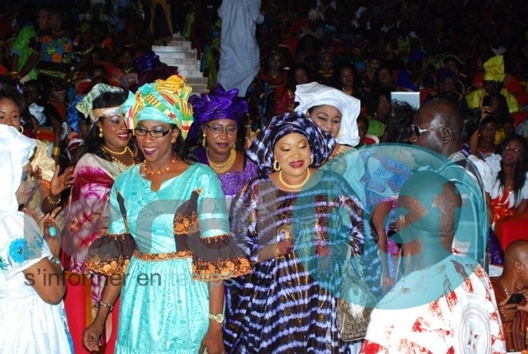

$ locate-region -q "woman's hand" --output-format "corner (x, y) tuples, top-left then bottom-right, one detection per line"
(199, 325), (224, 354)
(244, 129), (260, 150)
(41, 207), (62, 258)
(276, 239), (294, 257)
(50, 165), (74, 196)
(480, 105), (493, 120)
(83, 320), (105, 352)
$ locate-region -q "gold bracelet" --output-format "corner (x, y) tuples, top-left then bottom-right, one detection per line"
(52, 147), (61, 156)
(46, 194), (61, 205)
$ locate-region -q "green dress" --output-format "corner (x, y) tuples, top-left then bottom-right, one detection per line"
(87, 162), (250, 354)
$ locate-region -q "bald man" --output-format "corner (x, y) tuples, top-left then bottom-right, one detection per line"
(490, 240), (528, 351)
(361, 171), (505, 353)
(410, 99), (491, 267)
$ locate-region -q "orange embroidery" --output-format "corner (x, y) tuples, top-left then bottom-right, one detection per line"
(132, 249), (192, 261)
(173, 211), (199, 235)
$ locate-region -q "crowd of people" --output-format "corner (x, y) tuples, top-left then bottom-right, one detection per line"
(1, 0), (528, 353)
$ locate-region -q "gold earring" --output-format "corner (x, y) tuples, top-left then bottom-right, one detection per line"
(273, 159), (281, 171)
(18, 125), (24, 134)
(310, 156), (314, 165)
(171, 137), (176, 144)
(202, 132), (206, 147)
(99, 129), (103, 138)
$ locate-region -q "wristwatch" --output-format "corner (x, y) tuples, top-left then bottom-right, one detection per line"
(208, 313), (224, 324)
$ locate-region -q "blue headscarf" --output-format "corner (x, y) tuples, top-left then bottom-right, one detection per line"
(248, 112), (335, 175)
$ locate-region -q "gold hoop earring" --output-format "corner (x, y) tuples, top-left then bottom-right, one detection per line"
(273, 159), (281, 171)
(202, 132), (206, 147)
(18, 125), (24, 134)
(310, 156), (314, 165)
(99, 129), (103, 138)
(171, 137), (176, 144)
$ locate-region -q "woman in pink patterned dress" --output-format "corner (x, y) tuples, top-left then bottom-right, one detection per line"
(61, 83), (134, 353)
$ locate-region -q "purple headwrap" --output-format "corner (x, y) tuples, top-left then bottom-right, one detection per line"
(188, 86), (248, 141)
(134, 51), (162, 72)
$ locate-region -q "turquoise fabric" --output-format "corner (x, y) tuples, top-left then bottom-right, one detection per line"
(108, 162), (230, 353)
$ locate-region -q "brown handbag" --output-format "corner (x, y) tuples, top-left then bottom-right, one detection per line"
(337, 251), (378, 342)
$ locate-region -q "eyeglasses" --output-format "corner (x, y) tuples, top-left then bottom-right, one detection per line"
(205, 124), (238, 135)
(134, 127), (173, 138)
(410, 124), (448, 137)
(504, 146), (521, 153)
(21, 173), (35, 182)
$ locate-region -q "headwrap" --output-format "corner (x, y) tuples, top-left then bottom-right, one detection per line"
(123, 75), (194, 139)
(134, 51), (162, 73)
(67, 95), (86, 133)
(484, 55), (505, 82)
(440, 54), (464, 67)
(75, 83), (130, 123)
(295, 82), (361, 147)
(188, 86), (248, 141)
(247, 112), (335, 175)
(28, 103), (46, 126)
(0, 125), (35, 213)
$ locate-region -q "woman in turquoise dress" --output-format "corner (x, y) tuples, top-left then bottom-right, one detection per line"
(82, 75), (250, 353)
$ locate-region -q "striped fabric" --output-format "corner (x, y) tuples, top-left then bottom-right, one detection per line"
(225, 170), (364, 353)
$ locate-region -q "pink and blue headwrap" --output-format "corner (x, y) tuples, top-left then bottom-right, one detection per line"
(248, 112), (335, 175)
(188, 86), (248, 141)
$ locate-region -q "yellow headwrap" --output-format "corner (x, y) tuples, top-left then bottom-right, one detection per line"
(483, 55), (505, 82)
(124, 75), (194, 139)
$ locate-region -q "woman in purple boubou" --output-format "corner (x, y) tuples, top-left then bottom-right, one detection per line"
(188, 86), (258, 209)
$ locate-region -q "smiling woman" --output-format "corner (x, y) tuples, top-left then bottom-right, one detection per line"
(225, 112), (366, 353)
(61, 83), (134, 353)
(188, 86), (257, 209)
(295, 82), (361, 156)
(83, 75), (250, 354)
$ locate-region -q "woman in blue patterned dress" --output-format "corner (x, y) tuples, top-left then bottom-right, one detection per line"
(224, 113), (365, 353)
(82, 75), (250, 354)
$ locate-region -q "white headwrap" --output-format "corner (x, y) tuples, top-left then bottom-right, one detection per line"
(294, 82), (361, 147)
(29, 103), (46, 126)
(0, 125), (36, 213)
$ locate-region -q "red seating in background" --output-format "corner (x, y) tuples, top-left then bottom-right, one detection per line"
(495, 213), (528, 252)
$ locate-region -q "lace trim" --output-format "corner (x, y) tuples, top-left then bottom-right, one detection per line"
(85, 232), (136, 276)
(133, 249), (192, 261)
(85, 255), (131, 277)
(192, 256), (251, 281)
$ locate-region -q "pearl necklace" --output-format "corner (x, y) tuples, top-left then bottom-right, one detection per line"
(278, 169), (311, 189)
(143, 155), (177, 176)
(207, 149), (236, 174)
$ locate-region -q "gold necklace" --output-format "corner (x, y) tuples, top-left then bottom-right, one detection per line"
(102, 145), (134, 169)
(102, 145), (131, 156)
(278, 169), (311, 189)
(143, 155), (177, 176)
(110, 156), (132, 169)
(207, 148), (236, 174)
